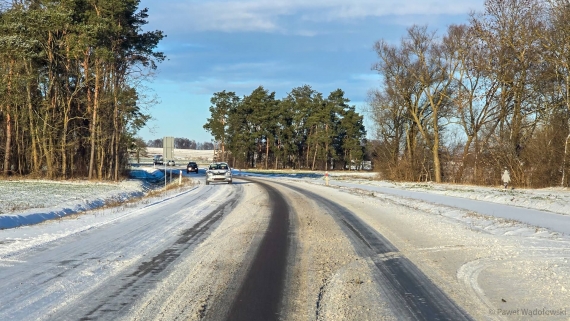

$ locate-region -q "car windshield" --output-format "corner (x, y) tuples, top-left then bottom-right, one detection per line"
(209, 163), (228, 170)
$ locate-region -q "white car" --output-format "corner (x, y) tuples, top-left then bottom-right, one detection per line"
(206, 162), (232, 185)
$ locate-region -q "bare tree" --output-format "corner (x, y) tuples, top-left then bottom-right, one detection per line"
(367, 88), (410, 179)
(373, 25), (460, 183)
(449, 24), (502, 183)
(470, 0), (546, 185)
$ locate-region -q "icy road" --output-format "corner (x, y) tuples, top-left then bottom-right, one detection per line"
(0, 176), (569, 320)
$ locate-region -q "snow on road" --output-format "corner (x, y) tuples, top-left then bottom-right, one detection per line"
(345, 179), (570, 217)
(280, 179), (570, 320)
(329, 181), (570, 236)
(0, 182), (230, 320)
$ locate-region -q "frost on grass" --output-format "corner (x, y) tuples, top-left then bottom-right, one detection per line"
(0, 180), (141, 214)
(0, 179), (145, 229)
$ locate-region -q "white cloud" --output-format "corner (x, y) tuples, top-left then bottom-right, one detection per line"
(315, 1), (481, 20)
(143, 0), (485, 33)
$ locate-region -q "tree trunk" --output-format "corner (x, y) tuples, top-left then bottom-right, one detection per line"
(114, 114), (120, 182)
(306, 127), (313, 169)
(325, 142), (329, 171)
(62, 107), (69, 179)
(97, 120), (105, 179)
(325, 123), (329, 171)
(432, 129), (442, 183)
(3, 112), (12, 176)
(405, 124), (417, 180)
(311, 142), (318, 170)
(3, 60), (14, 176)
(562, 132), (570, 187)
(40, 108), (52, 177)
(562, 74), (570, 187)
(265, 137), (269, 169)
(15, 121), (22, 175)
(113, 71), (120, 181)
(456, 134), (474, 183)
(47, 129), (54, 178)
(89, 60), (101, 180)
(25, 62), (40, 174)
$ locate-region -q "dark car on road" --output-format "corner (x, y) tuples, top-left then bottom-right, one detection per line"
(187, 161), (199, 174)
(153, 155), (164, 165)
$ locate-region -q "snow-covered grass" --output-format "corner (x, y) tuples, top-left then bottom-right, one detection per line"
(0, 167), (167, 229)
(372, 180), (570, 216)
(0, 180), (142, 214)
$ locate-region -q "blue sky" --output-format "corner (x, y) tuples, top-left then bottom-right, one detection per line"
(136, 0), (485, 144)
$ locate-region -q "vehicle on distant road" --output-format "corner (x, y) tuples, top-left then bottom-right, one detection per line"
(187, 162), (199, 174)
(153, 155), (164, 165)
(206, 162), (232, 185)
(166, 160), (175, 166)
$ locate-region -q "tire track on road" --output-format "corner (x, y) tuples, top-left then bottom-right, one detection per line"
(225, 178), (291, 321)
(51, 187), (242, 321)
(281, 182), (472, 321)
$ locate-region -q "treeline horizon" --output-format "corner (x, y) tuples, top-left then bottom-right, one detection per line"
(204, 85), (367, 170)
(0, 0), (164, 180)
(370, 0), (570, 188)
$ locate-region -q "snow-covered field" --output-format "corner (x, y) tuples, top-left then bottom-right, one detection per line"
(0, 168), (164, 229)
(0, 180), (144, 214)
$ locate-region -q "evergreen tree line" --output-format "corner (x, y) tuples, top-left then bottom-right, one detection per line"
(204, 85), (366, 170)
(370, 0), (570, 187)
(0, 0), (164, 180)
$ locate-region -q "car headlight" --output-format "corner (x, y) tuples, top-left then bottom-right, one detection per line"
(225, 171), (231, 176)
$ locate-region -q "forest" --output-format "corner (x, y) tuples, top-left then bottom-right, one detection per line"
(369, 0), (570, 188)
(0, 0), (164, 180)
(203, 85), (367, 170)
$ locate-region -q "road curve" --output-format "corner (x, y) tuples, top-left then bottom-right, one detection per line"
(273, 180), (473, 320)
